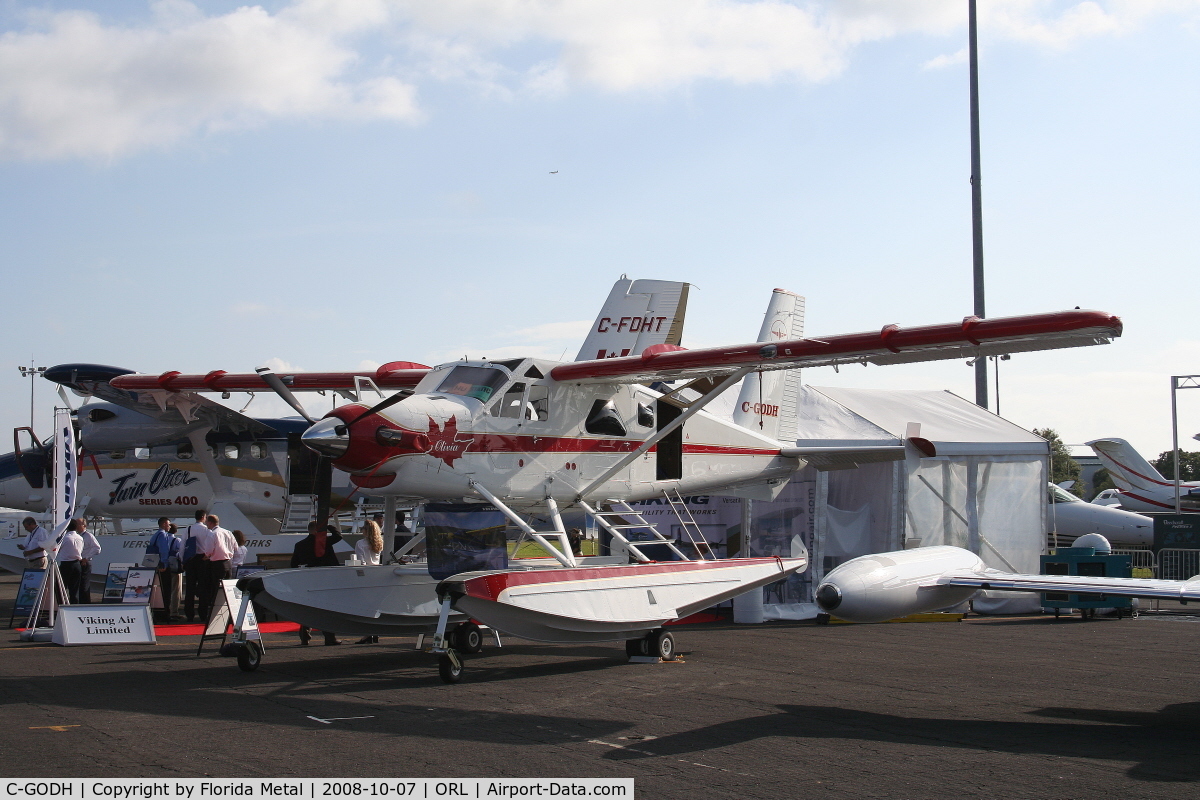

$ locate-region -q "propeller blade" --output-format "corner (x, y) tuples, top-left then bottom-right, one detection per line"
(255, 367), (315, 424)
(344, 390), (412, 429)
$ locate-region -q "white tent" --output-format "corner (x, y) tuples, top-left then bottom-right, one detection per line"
(742, 386), (1049, 619)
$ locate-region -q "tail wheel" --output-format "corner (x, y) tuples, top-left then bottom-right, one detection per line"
(438, 652), (463, 684)
(454, 623), (484, 654)
(236, 642), (262, 672)
(647, 630), (675, 661)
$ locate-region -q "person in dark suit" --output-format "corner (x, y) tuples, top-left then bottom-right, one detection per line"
(291, 520), (343, 645)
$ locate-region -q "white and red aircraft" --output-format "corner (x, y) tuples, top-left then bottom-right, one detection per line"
(1086, 437), (1200, 512)
(105, 277), (1124, 680)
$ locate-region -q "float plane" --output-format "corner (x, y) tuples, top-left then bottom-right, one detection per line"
(106, 276), (1125, 680)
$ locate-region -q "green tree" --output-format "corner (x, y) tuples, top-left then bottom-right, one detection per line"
(1151, 450), (1200, 481)
(1033, 428), (1083, 496)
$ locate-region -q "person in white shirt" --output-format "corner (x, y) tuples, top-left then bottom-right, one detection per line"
(77, 518), (102, 604)
(56, 519), (87, 603)
(198, 514), (237, 622)
(17, 517), (51, 569)
(230, 530), (248, 572)
(182, 509), (209, 623)
(354, 521), (384, 566)
(353, 521), (385, 644)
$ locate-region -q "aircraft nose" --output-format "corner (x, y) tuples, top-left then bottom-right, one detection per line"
(301, 417), (349, 458)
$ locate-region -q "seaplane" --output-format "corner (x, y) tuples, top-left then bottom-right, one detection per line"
(102, 276), (1125, 681)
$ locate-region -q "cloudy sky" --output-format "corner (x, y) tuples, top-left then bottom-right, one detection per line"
(2, 0), (1198, 462)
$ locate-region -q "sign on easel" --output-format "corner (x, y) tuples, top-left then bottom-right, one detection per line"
(10, 569), (45, 627)
(51, 605), (156, 645)
(197, 579), (262, 655)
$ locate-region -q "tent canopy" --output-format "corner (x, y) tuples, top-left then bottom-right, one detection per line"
(795, 386), (1049, 457)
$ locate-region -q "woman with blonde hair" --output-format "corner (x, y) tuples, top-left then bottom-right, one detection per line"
(355, 520), (384, 566)
(354, 520), (385, 644)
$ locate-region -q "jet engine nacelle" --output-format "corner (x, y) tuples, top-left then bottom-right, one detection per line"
(78, 403), (187, 451)
(815, 546), (984, 623)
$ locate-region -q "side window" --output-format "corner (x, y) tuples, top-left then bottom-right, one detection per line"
(527, 385), (550, 421)
(249, 442), (268, 459)
(637, 403), (654, 428)
(133, 447), (150, 460)
(177, 443), (193, 460)
(109, 450), (126, 460)
(585, 399), (627, 437)
(223, 444), (240, 460)
(492, 383), (527, 419)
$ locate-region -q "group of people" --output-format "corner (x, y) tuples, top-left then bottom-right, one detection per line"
(290, 518), (385, 645)
(17, 516), (101, 603)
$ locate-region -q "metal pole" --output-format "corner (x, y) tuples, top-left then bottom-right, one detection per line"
(1171, 376), (1181, 512)
(969, 0), (988, 409)
(993, 356), (1000, 416)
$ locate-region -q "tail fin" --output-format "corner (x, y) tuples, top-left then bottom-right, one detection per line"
(732, 288), (805, 442)
(1086, 438), (1170, 491)
(575, 277), (690, 361)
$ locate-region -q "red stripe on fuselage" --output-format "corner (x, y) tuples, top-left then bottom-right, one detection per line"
(385, 430), (780, 458)
(460, 557), (786, 602)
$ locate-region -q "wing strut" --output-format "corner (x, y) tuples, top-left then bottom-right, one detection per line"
(577, 367), (753, 501)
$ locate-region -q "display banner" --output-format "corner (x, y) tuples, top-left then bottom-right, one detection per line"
(50, 605), (156, 645)
(424, 503), (508, 580)
(50, 407), (77, 529)
(0, 779), (634, 799)
(1153, 513), (1200, 550)
(12, 568), (45, 618)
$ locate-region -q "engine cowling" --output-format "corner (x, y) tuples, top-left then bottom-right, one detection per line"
(816, 546), (985, 623)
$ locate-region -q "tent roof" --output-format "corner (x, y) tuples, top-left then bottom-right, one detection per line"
(796, 386), (1049, 457)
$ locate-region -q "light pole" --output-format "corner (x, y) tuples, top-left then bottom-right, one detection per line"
(1169, 374), (1200, 512)
(17, 361), (46, 430)
(969, 0), (988, 409)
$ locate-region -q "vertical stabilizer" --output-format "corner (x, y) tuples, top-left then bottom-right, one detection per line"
(1086, 438), (1170, 491)
(575, 278), (690, 361)
(732, 289), (806, 442)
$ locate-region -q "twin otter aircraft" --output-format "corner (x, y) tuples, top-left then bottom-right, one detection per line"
(83, 277), (1127, 681)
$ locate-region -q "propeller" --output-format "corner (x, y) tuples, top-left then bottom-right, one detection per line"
(255, 366), (316, 424)
(342, 389), (413, 430)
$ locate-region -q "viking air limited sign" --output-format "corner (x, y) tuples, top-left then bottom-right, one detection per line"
(52, 606), (156, 645)
(108, 464), (200, 507)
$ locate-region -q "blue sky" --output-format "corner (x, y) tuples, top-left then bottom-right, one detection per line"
(2, 1), (1198, 460)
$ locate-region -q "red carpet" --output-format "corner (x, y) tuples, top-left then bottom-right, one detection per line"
(153, 621), (300, 636)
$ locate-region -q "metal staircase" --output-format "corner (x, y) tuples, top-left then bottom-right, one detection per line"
(281, 494), (318, 532)
(581, 492), (711, 562)
(663, 488), (715, 560)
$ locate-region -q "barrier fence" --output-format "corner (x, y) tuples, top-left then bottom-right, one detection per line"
(1109, 548), (1200, 580)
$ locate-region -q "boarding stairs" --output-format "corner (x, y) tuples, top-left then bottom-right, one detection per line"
(581, 491), (712, 563)
(280, 494), (318, 533)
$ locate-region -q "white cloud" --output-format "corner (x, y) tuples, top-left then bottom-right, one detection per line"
(1, 0), (1197, 159)
(923, 47), (967, 70)
(0, 0), (421, 159)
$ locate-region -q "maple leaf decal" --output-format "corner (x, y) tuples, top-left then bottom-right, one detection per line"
(425, 415), (474, 467)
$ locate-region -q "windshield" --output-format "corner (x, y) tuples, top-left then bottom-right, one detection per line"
(1048, 484), (1080, 504)
(435, 366), (510, 402)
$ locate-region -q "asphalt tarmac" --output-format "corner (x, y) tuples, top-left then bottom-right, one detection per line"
(2, 572), (1198, 799)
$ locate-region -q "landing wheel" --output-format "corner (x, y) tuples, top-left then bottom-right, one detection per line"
(625, 638), (648, 657)
(647, 629), (676, 661)
(236, 642), (262, 672)
(438, 651), (463, 684)
(453, 623), (484, 654)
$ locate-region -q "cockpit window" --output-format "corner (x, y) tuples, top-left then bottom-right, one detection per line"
(435, 366), (510, 402)
(1048, 484), (1080, 504)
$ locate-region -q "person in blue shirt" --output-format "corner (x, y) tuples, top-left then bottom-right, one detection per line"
(147, 517), (181, 623)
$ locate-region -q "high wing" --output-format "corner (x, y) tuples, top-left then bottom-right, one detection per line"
(45, 363), (279, 441)
(106, 361), (430, 392)
(940, 570), (1200, 602)
(549, 310), (1121, 384)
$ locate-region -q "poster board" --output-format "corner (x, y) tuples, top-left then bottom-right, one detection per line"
(196, 579), (261, 655)
(122, 569), (156, 604)
(10, 569), (45, 627)
(102, 563), (136, 603)
(51, 605), (156, 645)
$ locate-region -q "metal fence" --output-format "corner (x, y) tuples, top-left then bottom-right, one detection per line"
(1157, 549), (1200, 581)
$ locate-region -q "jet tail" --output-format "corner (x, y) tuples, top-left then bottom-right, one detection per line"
(1086, 438), (1171, 492)
(575, 277), (690, 361)
(732, 288), (806, 442)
